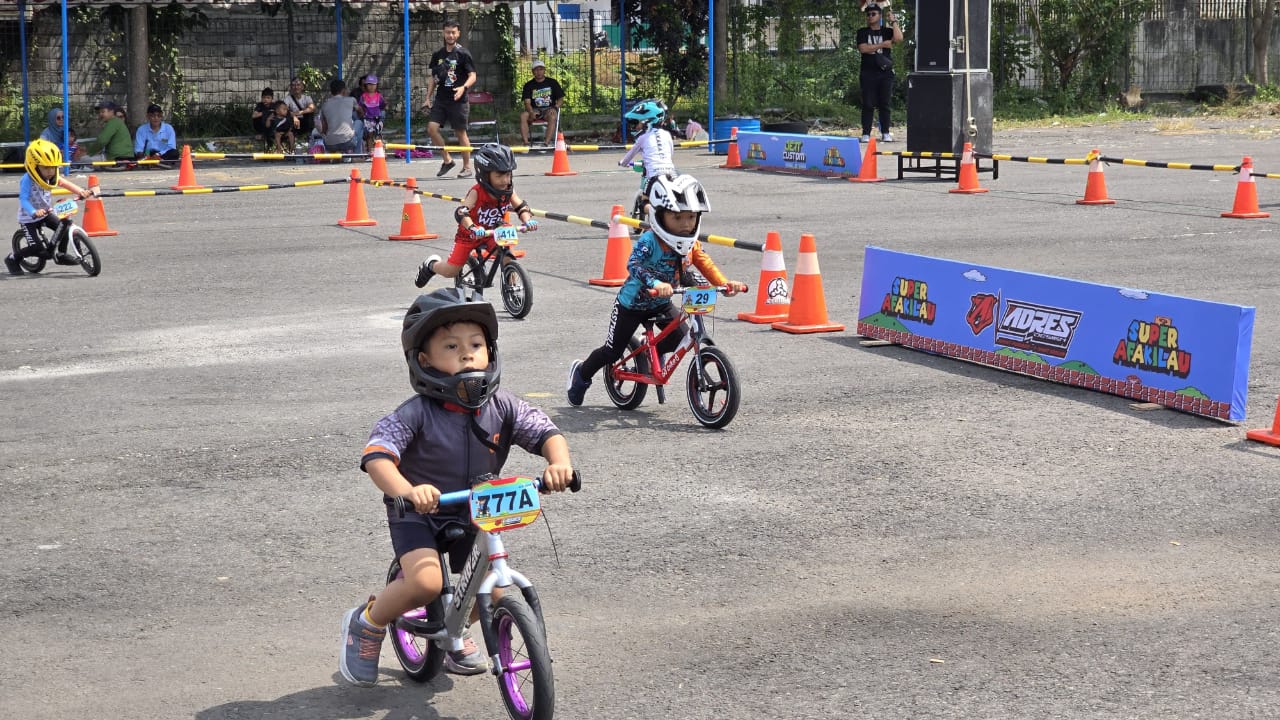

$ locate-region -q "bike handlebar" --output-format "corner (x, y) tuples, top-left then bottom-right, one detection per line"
(393, 470), (582, 518)
(646, 284), (749, 297)
(474, 224), (534, 238)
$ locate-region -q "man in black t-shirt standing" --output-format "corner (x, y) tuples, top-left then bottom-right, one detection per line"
(856, 3), (902, 143)
(519, 59), (565, 146)
(421, 20), (477, 178)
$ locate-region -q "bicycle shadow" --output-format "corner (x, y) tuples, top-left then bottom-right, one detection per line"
(194, 672), (459, 720)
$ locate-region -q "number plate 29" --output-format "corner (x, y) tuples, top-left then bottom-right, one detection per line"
(682, 287), (718, 315)
(493, 225), (519, 247)
(470, 476), (541, 532)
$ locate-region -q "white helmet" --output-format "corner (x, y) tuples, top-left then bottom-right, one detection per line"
(646, 174), (710, 256)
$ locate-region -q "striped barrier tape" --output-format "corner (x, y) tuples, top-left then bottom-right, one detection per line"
(0, 177), (346, 200)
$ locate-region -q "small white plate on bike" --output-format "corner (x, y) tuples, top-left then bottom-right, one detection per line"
(493, 225), (519, 246)
(682, 287), (718, 315)
(470, 475), (541, 532)
(53, 198), (78, 217)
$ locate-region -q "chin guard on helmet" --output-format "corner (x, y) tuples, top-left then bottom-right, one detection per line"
(473, 143), (517, 202)
(645, 173), (710, 256)
(25, 138), (62, 191)
(401, 288), (502, 409)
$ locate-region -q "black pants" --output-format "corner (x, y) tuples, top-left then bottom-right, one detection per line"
(13, 215), (62, 262)
(860, 70), (894, 136)
(579, 301), (684, 381)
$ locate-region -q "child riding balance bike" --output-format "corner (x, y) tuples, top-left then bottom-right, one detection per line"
(617, 99), (676, 225)
(6, 138), (98, 277)
(565, 173), (747, 409)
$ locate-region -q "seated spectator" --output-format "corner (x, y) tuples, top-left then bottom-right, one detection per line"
(82, 99), (134, 164)
(134, 104), (181, 164)
(268, 100), (297, 153)
(39, 108), (72, 157)
(284, 77), (317, 144)
(66, 128), (85, 164)
(252, 87), (276, 146)
(357, 74), (386, 148)
(520, 59), (564, 146)
(318, 78), (364, 155)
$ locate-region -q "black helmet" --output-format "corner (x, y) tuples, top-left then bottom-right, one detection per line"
(473, 143), (517, 202)
(401, 288), (501, 409)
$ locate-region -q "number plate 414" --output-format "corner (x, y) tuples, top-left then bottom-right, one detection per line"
(470, 476), (541, 532)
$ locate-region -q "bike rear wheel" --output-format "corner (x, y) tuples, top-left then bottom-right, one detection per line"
(10, 229), (46, 274)
(686, 345), (740, 429)
(454, 255), (487, 300)
(385, 559), (446, 682)
(493, 594), (555, 720)
(501, 261), (533, 319)
(67, 226), (101, 277)
(604, 336), (649, 410)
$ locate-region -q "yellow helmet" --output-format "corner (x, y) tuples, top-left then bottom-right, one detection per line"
(25, 138), (62, 190)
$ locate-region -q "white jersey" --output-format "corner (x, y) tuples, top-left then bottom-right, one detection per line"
(619, 127), (676, 179)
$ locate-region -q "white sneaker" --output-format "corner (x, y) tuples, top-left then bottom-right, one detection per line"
(860, 135), (871, 144)
(881, 132), (895, 143)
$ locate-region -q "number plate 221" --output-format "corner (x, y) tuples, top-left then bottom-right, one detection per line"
(470, 476), (541, 532)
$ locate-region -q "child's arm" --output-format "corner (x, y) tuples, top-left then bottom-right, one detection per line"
(366, 457), (442, 513)
(509, 192), (538, 230)
(539, 434), (574, 492)
(690, 244), (747, 295)
(57, 176), (91, 199)
(454, 188), (485, 236)
(618, 141), (641, 167)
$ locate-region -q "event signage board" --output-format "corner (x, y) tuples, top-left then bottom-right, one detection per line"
(855, 246), (1255, 421)
(736, 131), (862, 178)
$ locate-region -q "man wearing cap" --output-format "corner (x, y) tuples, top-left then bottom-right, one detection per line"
(856, 3), (902, 143)
(134, 104), (181, 166)
(519, 59), (564, 147)
(83, 100), (134, 164)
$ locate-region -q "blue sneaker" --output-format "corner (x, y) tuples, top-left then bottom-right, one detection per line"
(566, 360), (591, 406)
(339, 601), (386, 687)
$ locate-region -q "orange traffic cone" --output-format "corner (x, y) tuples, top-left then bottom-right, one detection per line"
(1247, 396), (1280, 446)
(849, 136), (884, 183)
(545, 133), (577, 176)
(369, 139), (391, 183)
(337, 169), (377, 227)
(771, 233), (845, 334)
(1076, 150), (1116, 205)
(949, 142), (988, 194)
(1222, 156), (1270, 218)
(720, 126), (742, 169)
(388, 177), (439, 240)
(81, 175), (118, 237)
(738, 231), (790, 323)
(589, 204), (632, 286)
(169, 144), (204, 191)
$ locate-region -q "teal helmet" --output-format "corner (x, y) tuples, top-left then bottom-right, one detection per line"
(624, 99), (667, 130)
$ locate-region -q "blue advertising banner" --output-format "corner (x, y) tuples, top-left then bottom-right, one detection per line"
(737, 131), (862, 178)
(856, 247), (1255, 421)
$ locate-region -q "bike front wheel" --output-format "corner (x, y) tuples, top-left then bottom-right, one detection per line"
(454, 255), (487, 301)
(385, 559), (446, 682)
(604, 336), (649, 410)
(10, 229), (46, 274)
(687, 345), (740, 429)
(493, 593), (555, 720)
(67, 226), (101, 277)
(501, 261), (533, 319)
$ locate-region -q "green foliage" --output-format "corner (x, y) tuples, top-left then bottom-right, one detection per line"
(1029, 0), (1152, 102)
(493, 3), (517, 100)
(991, 0), (1032, 90)
(296, 62), (338, 93)
(622, 0), (708, 106)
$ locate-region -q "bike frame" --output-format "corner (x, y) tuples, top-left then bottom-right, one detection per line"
(610, 302), (709, 387)
(466, 242), (515, 294)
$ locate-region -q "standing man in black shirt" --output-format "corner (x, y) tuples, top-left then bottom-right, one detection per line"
(856, 3), (902, 143)
(421, 20), (477, 178)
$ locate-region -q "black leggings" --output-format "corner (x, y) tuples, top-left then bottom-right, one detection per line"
(579, 301), (684, 382)
(14, 215), (62, 262)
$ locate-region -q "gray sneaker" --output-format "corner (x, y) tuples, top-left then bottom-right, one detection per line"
(339, 602), (386, 687)
(444, 630), (489, 675)
(566, 359), (591, 406)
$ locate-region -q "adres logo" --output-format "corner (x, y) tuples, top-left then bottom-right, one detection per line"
(994, 299), (1082, 358)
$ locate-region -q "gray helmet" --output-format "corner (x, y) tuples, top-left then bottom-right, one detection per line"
(401, 288), (501, 409)
(473, 143), (517, 202)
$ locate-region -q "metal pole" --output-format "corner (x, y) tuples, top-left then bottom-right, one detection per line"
(403, 0), (411, 164)
(707, 0), (715, 147)
(336, 0), (344, 80)
(20, 0), (31, 145)
(589, 8), (598, 110)
(619, 0), (627, 142)
(60, 0), (69, 149)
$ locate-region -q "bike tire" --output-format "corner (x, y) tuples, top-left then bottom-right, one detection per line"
(67, 226), (101, 277)
(385, 559), (446, 683)
(493, 593), (555, 720)
(454, 255), (487, 301)
(10, 229), (46, 274)
(501, 261), (533, 319)
(686, 345), (740, 429)
(604, 336), (649, 410)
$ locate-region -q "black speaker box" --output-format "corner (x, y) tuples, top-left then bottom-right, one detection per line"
(914, 0), (990, 73)
(906, 71), (993, 154)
